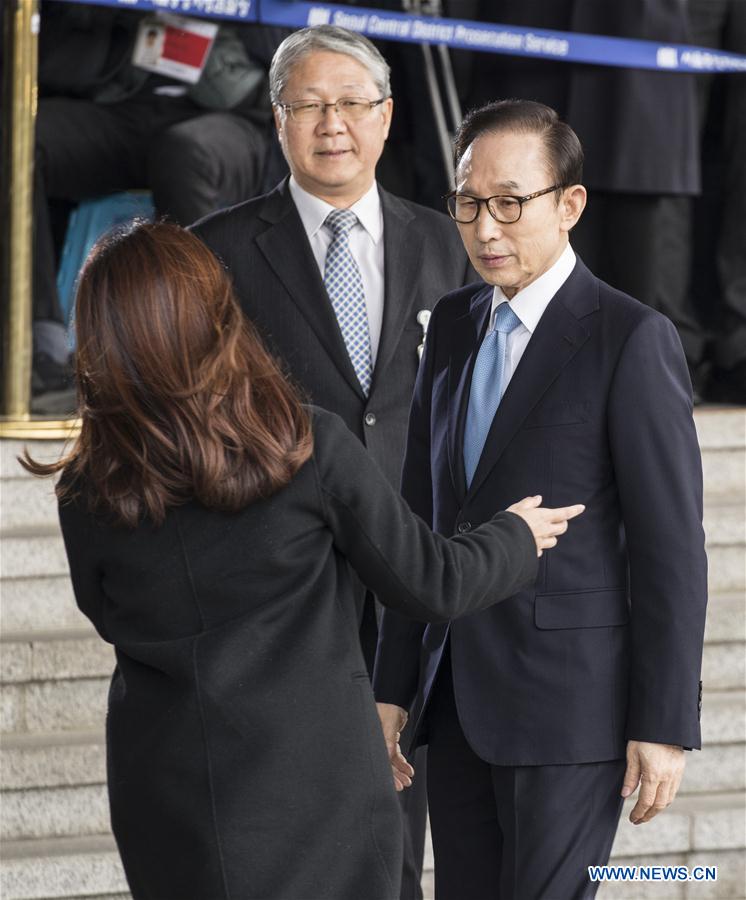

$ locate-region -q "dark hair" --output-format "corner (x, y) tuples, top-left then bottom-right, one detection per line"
(22, 222), (313, 527)
(453, 99), (583, 189)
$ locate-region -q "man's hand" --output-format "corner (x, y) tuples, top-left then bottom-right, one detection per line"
(376, 702), (414, 792)
(622, 740), (686, 824)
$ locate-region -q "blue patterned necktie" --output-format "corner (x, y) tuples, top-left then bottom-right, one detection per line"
(463, 302), (523, 487)
(323, 209), (373, 396)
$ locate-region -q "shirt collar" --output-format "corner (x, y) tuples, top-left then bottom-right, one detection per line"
(490, 244), (576, 334)
(490, 243), (576, 333)
(288, 176), (383, 243)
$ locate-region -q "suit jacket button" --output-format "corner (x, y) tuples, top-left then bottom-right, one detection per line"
(457, 521), (471, 533)
(364, 412), (377, 427)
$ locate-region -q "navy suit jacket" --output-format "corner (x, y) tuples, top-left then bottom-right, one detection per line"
(373, 256), (707, 765)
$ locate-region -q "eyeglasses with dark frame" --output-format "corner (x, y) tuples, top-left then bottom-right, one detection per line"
(276, 97), (388, 123)
(445, 184), (564, 224)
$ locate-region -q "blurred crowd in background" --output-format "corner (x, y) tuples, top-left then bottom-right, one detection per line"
(26, 0), (746, 408)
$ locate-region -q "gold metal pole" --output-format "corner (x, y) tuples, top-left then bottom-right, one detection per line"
(0, 0), (78, 440)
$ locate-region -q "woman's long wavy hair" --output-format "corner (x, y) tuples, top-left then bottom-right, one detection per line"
(23, 222), (313, 526)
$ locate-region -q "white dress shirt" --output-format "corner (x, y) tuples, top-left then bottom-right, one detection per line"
(288, 177), (385, 365)
(489, 243), (577, 391)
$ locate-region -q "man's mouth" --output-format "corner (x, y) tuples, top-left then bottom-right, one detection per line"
(478, 253), (511, 267)
(316, 149), (351, 158)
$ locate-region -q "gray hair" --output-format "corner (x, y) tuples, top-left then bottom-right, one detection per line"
(269, 25), (391, 104)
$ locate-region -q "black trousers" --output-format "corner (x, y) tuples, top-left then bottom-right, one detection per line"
(362, 598), (427, 900)
(688, 0), (746, 372)
(571, 194), (704, 368)
(33, 94), (268, 324)
(426, 648), (625, 900)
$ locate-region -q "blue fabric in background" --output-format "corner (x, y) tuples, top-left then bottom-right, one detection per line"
(56, 191), (155, 345)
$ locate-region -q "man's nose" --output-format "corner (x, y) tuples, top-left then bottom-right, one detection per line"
(474, 204), (504, 243)
(318, 103), (347, 133)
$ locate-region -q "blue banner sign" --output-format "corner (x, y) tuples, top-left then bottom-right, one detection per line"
(258, 0), (746, 73)
(51, 0), (746, 71)
(56, 0), (257, 23)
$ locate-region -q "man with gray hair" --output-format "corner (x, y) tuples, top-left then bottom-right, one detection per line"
(192, 24), (474, 899)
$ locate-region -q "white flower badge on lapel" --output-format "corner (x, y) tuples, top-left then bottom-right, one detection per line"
(416, 309), (431, 361)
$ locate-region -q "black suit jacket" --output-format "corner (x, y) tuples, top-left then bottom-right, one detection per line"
(192, 178), (473, 489)
(373, 257), (708, 765)
(59, 409), (537, 900)
(466, 0), (700, 194)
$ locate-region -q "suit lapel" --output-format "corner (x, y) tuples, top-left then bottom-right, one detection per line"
(447, 287), (493, 504)
(254, 181), (364, 398)
(467, 261), (598, 500)
(371, 189), (425, 391)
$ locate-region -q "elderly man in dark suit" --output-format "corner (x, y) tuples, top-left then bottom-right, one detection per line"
(192, 25), (472, 899)
(374, 100), (708, 900)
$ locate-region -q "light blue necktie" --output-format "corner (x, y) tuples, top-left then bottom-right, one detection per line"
(463, 302), (523, 487)
(323, 209), (373, 396)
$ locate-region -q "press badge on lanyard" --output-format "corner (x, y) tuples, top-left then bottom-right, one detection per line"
(133, 14), (218, 84)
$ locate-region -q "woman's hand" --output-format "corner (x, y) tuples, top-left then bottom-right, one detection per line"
(506, 495), (585, 556)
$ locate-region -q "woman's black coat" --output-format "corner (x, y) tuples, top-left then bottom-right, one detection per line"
(59, 408), (537, 900)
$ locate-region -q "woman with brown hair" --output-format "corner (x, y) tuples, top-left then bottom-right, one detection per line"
(25, 222), (582, 900)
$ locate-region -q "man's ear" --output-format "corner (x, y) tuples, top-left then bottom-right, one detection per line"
(273, 105), (284, 143)
(381, 97), (394, 141)
(560, 185), (587, 232)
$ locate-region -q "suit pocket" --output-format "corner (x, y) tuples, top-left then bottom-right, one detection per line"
(522, 401), (589, 429)
(534, 588), (629, 630)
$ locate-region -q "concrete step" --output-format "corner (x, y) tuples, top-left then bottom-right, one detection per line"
(682, 743), (746, 795)
(426, 852), (746, 900)
(0, 631), (114, 685)
(1, 531), (70, 580)
(703, 499), (745, 547)
(421, 792), (746, 899)
(1, 730), (105, 791)
(684, 690), (746, 796)
(704, 593), (746, 644)
(0, 576), (85, 634)
(610, 792), (745, 858)
(597, 850), (746, 899)
(703, 642), (746, 691)
(1, 783), (110, 841)
(707, 545), (745, 594)
(0, 835), (129, 900)
(0, 441), (67, 480)
(1, 731), (109, 844)
(588, 795), (746, 898)
(700, 691), (746, 746)
(1, 477), (60, 532)
(694, 409), (746, 451)
(702, 446), (746, 498)
(1, 676), (109, 734)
